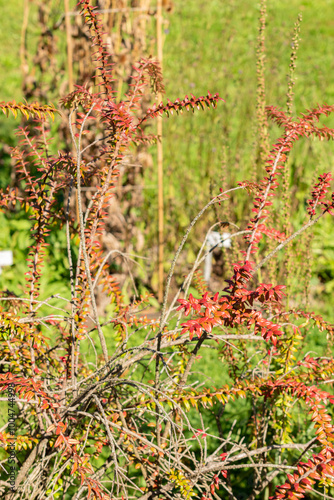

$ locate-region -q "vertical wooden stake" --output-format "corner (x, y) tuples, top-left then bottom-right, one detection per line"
(157, 0), (164, 303)
(20, 0), (30, 82)
(64, 0), (79, 223)
(64, 0), (74, 93)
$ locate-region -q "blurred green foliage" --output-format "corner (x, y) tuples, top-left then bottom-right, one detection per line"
(0, 0), (333, 317)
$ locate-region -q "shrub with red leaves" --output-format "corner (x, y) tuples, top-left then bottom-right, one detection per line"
(0, 2), (334, 500)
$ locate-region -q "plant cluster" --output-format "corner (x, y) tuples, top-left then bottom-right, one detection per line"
(0, 1), (334, 500)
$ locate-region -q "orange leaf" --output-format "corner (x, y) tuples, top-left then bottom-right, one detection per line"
(54, 435), (64, 448)
(71, 462), (78, 475)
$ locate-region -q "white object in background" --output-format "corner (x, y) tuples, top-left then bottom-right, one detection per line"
(204, 231), (231, 283)
(0, 250), (13, 275)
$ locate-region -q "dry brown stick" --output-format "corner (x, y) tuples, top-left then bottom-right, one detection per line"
(72, 105), (110, 363)
(64, 0), (74, 93)
(157, 0), (164, 303)
(12, 438), (48, 494)
(115, 396), (148, 481)
(64, 0), (79, 229)
(162, 333), (208, 441)
(20, 0), (29, 81)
